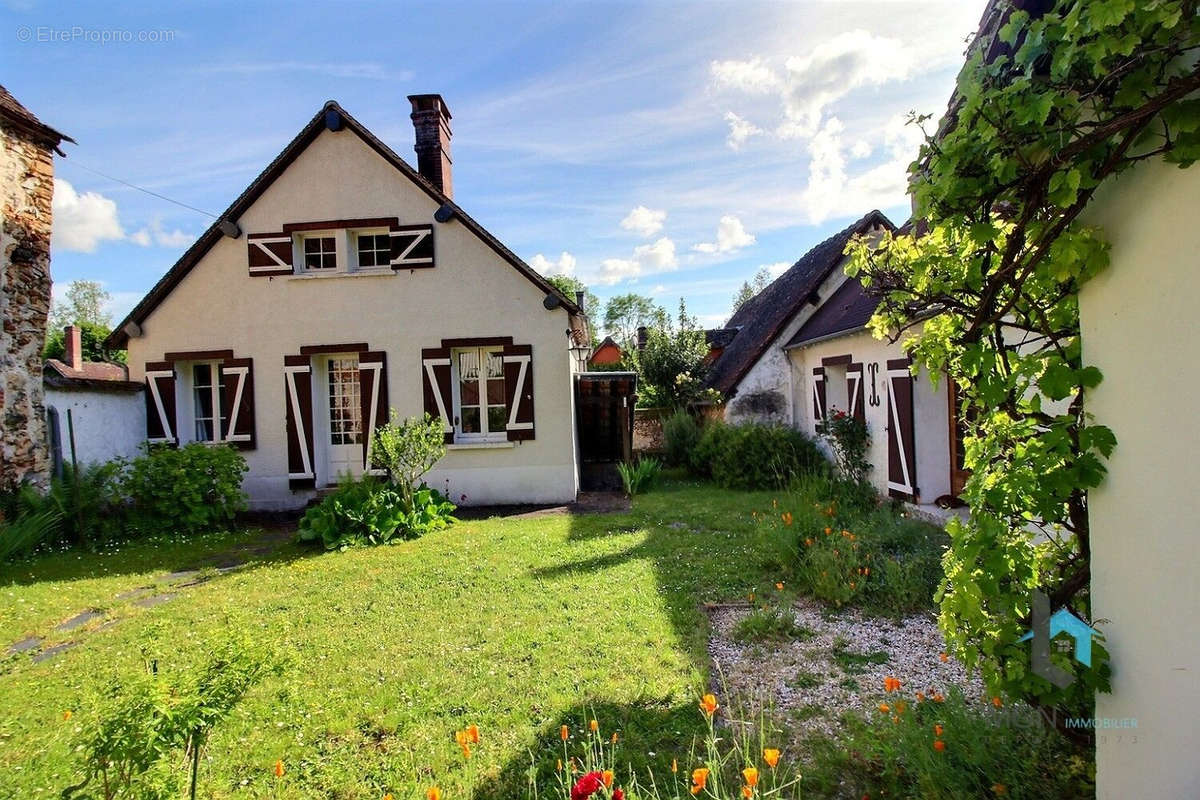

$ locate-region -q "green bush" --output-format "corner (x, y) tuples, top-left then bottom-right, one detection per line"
(49, 461), (128, 549)
(122, 443), (248, 537)
(617, 458), (661, 495)
(298, 477), (457, 550)
(805, 688), (1094, 799)
(662, 409), (701, 467)
(0, 484), (62, 561)
(692, 421), (827, 490)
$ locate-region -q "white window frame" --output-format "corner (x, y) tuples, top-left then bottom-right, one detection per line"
(179, 361), (225, 444)
(353, 228), (392, 271)
(450, 347), (508, 443)
(296, 230), (341, 274)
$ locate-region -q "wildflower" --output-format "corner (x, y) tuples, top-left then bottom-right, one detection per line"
(878, 703), (890, 713)
(763, 748), (780, 768)
(427, 789), (441, 800)
(805, 538), (813, 546)
(992, 784), (1008, 795)
(933, 693), (945, 703)
(916, 692), (926, 702)
(602, 770), (614, 788)
(62, 710), (72, 721)
(781, 512), (793, 525)
(561, 724), (570, 741)
(742, 787), (753, 799)
(933, 739), (946, 752)
(466, 723), (480, 743)
(613, 790), (625, 800)
(992, 696), (1003, 708)
(743, 766), (758, 787)
(611, 731), (618, 744)
(775, 582), (784, 591)
(863, 568), (869, 576)
(274, 760), (284, 778)
(691, 767), (710, 795)
(699, 693), (719, 716)
(849, 581), (856, 589)
(672, 758), (678, 773)
(939, 652), (949, 663)
(934, 724), (944, 737)
(892, 715), (900, 724)
(455, 729), (472, 759)
(842, 530), (850, 537)
(384, 795), (393, 800)
(883, 676), (901, 693)
(590, 719), (599, 732)
(571, 771), (604, 800)
(824, 527), (832, 535)
(896, 701), (908, 714)
(558, 759), (563, 772)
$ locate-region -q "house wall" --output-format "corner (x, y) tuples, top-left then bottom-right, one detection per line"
(0, 119), (54, 489)
(126, 127), (579, 509)
(44, 387), (145, 466)
(786, 326), (951, 503)
(1079, 158), (1200, 800)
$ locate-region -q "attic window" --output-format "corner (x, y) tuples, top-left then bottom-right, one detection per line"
(303, 235), (337, 271)
(356, 232), (391, 269)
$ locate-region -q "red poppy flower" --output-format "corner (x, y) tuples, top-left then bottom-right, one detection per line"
(613, 790), (625, 800)
(571, 771), (604, 800)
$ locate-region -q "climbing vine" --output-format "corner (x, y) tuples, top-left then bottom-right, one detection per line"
(846, 0), (1200, 728)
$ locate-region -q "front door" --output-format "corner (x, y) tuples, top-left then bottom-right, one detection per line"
(885, 358), (917, 501)
(325, 355), (364, 483)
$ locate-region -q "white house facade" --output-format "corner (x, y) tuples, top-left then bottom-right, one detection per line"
(108, 97), (587, 510)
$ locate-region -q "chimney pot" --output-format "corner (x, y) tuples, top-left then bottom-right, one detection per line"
(637, 326), (648, 350)
(408, 94), (453, 199)
(574, 290), (585, 312)
(64, 325), (83, 371)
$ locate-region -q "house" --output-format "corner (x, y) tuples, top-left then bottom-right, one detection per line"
(0, 84), (71, 490)
(588, 336), (623, 367)
(106, 96), (588, 510)
(704, 210), (956, 504)
(43, 325), (144, 470)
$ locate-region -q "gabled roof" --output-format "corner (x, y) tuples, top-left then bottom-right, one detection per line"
(703, 210), (894, 397)
(591, 335), (621, 355)
(44, 359), (141, 392)
(0, 84), (73, 154)
(784, 277), (881, 349)
(107, 100), (578, 349)
(704, 328), (739, 350)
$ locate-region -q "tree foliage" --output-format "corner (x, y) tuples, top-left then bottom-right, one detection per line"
(44, 280), (125, 363)
(846, 0), (1199, 726)
(629, 300), (719, 409)
(602, 293), (668, 351)
(731, 267), (773, 314)
(544, 274), (602, 348)
(370, 411), (447, 507)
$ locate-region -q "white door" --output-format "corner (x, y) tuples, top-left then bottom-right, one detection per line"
(325, 355), (363, 482)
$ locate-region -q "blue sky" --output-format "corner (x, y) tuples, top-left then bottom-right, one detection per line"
(2, 0), (984, 330)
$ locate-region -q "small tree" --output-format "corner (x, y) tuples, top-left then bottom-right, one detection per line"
(630, 300), (720, 409)
(816, 409), (871, 485)
(370, 411), (447, 505)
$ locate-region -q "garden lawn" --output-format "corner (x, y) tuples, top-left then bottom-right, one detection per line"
(0, 476), (787, 799)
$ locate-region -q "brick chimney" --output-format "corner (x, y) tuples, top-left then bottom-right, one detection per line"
(64, 324), (82, 370)
(408, 94), (453, 199)
(636, 326), (648, 350)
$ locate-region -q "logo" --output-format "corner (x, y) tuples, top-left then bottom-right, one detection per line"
(1018, 590), (1101, 689)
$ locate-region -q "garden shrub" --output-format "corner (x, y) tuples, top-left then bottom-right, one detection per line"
(122, 443), (248, 537)
(297, 477), (457, 550)
(49, 461), (128, 549)
(617, 457), (661, 495)
(662, 408), (701, 467)
(695, 421), (827, 490)
(370, 411), (446, 506)
(0, 484), (62, 561)
(815, 409), (870, 485)
(805, 687), (1094, 799)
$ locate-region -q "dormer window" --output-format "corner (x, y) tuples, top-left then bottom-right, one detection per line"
(356, 231), (391, 269)
(302, 234), (338, 271)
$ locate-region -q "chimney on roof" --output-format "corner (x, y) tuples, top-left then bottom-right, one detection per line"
(574, 291), (585, 313)
(636, 326), (648, 351)
(408, 94), (453, 199)
(64, 325), (82, 371)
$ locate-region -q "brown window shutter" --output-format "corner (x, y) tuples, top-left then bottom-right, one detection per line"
(885, 358), (917, 501)
(220, 358), (256, 450)
(358, 351), (388, 472)
(390, 225), (435, 269)
(284, 355), (315, 489)
(812, 367), (826, 422)
(144, 361), (177, 444)
(502, 343), (534, 441)
(421, 347), (453, 444)
(247, 232), (293, 276)
(847, 362), (865, 424)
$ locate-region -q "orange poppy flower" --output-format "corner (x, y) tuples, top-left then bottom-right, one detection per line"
(743, 766), (758, 787)
(781, 512), (793, 525)
(883, 676), (901, 693)
(939, 652), (949, 663)
(467, 724), (480, 744)
(611, 731), (619, 744)
(561, 724), (569, 741)
(273, 760), (284, 778)
(992, 784), (1008, 795)
(916, 691), (926, 702)
(742, 786), (753, 799)
(991, 696), (1003, 708)
(384, 794), (393, 800)
(603, 770), (614, 788)
(878, 703), (890, 713)
(775, 582), (784, 590)
(455, 729), (472, 759)
(427, 788), (442, 800)
(824, 527), (832, 535)
(699, 694), (719, 716)
(691, 767), (710, 795)
(896, 701), (908, 714)
(933, 693), (945, 703)
(590, 719), (599, 732)
(933, 740), (946, 752)
(934, 724), (944, 737)
(805, 538), (813, 546)
(763, 748), (780, 768)
(557, 759), (563, 772)
(672, 758), (678, 774)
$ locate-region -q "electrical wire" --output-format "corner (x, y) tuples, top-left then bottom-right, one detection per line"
(65, 161), (220, 219)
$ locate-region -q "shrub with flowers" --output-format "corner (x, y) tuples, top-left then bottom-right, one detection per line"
(814, 410), (869, 486)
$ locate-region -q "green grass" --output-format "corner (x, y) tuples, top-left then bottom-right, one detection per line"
(732, 605), (814, 644)
(830, 636), (890, 675)
(0, 476), (787, 799)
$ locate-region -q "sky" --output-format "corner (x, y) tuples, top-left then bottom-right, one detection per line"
(1, 0), (985, 331)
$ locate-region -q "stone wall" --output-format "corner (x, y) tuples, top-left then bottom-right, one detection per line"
(0, 121), (54, 490)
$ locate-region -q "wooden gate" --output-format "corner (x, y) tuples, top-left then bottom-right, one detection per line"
(575, 372), (637, 491)
(885, 358), (917, 501)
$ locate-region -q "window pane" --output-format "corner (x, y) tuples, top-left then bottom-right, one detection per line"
(485, 352), (504, 379)
(487, 405), (507, 433)
(461, 406), (480, 433)
(486, 378), (506, 406)
(195, 419), (214, 441)
(328, 358), (362, 445)
(305, 236), (336, 270)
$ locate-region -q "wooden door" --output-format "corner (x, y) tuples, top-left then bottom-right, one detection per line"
(325, 355), (364, 482)
(885, 359), (917, 501)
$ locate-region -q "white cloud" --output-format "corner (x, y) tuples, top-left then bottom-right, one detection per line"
(710, 57), (779, 94)
(693, 215), (755, 255)
(619, 205), (667, 237)
(723, 112), (763, 151)
(529, 251), (577, 276)
(762, 261), (792, 278)
(51, 179), (124, 253)
(129, 219), (193, 249)
(594, 237), (679, 285)
(850, 140), (873, 159)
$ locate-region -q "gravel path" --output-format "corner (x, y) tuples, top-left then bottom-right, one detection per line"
(707, 598), (985, 738)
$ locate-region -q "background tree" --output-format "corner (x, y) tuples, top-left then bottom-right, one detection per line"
(730, 267), (773, 314)
(629, 300), (719, 409)
(43, 280), (125, 363)
(602, 293), (668, 351)
(544, 274), (601, 348)
(846, 0), (1199, 733)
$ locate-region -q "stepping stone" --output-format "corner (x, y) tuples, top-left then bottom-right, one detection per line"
(133, 593), (175, 608)
(6, 637), (42, 656)
(54, 610), (103, 632)
(31, 642), (76, 663)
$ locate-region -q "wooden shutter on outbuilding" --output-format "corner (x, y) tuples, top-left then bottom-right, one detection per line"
(847, 362), (865, 425)
(358, 351), (388, 472)
(885, 358), (917, 500)
(284, 355), (315, 489)
(390, 224), (435, 269)
(247, 232), (293, 276)
(502, 343), (534, 441)
(811, 367), (826, 423)
(421, 347), (454, 444)
(144, 361), (177, 445)
(219, 358), (256, 449)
